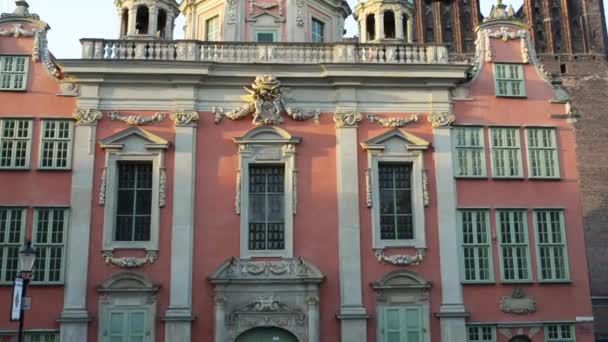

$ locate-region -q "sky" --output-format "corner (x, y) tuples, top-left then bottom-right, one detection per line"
(0, 0), (604, 58)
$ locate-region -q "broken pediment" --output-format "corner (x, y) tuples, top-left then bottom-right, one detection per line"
(210, 257), (324, 284)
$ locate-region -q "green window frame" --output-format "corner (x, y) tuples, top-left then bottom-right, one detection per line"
(526, 128), (559, 178)
(459, 210), (493, 283)
(26, 332), (60, 342)
(205, 15), (220, 41)
(545, 324), (575, 342)
(255, 31), (277, 42)
(312, 18), (325, 43)
(494, 63), (525, 97)
(0, 207), (25, 283)
(490, 127), (522, 178)
(0, 55), (28, 91)
(497, 209), (532, 282)
(40, 120), (73, 170)
(467, 325), (496, 342)
(454, 127), (486, 177)
(32, 208), (68, 284)
(0, 119), (32, 169)
(383, 306), (424, 342)
(107, 309), (148, 342)
(534, 210), (569, 282)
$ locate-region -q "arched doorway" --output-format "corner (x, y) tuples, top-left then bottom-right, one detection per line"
(236, 327), (298, 342)
(509, 336), (532, 342)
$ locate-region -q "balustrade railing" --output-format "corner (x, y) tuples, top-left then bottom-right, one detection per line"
(80, 39), (449, 64)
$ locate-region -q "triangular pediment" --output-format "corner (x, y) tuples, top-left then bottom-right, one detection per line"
(361, 128), (430, 152)
(99, 126), (170, 151)
(210, 257), (324, 284)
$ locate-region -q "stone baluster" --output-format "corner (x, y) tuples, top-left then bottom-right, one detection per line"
(93, 40), (104, 59)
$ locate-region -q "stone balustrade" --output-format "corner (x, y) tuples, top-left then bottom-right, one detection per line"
(80, 39), (449, 64)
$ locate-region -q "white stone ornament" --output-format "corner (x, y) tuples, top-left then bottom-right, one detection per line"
(214, 75), (320, 126)
(428, 112), (455, 128)
(375, 249), (425, 266)
(334, 111), (363, 128)
(0, 24), (35, 37)
(499, 288), (537, 314)
(108, 112), (167, 125)
(73, 108), (103, 125)
(103, 250), (158, 268)
(367, 114), (420, 127)
(170, 111), (199, 126)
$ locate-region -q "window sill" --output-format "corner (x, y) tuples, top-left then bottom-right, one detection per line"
(500, 280), (535, 284)
(538, 279), (571, 284)
(491, 176), (525, 180)
(462, 281), (496, 285)
(37, 167), (72, 172)
(105, 243), (157, 251)
(374, 241), (426, 250)
(528, 176), (562, 181)
(495, 95), (528, 99)
(0, 167), (30, 171)
(454, 176), (488, 180)
(27, 282), (65, 287)
(242, 250), (291, 259)
(0, 88), (27, 92)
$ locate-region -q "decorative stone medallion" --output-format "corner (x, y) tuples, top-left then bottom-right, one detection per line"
(428, 112), (455, 128)
(500, 288), (536, 314)
(375, 249), (425, 266)
(103, 250), (158, 268)
(73, 108), (102, 125)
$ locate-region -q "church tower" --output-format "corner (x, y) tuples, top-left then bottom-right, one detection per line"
(115, 0), (180, 39)
(354, 0), (415, 43)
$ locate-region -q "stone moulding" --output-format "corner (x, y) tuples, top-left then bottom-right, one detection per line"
(212, 257), (324, 281)
(99, 167), (107, 206)
(73, 108), (103, 125)
(366, 114), (420, 127)
(214, 75), (320, 126)
(169, 111), (199, 126)
(428, 112), (455, 128)
(375, 249), (425, 266)
(499, 288), (536, 314)
(108, 112), (167, 126)
(103, 250), (158, 268)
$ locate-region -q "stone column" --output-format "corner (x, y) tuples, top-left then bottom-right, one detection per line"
(148, 5), (159, 36)
(307, 293), (320, 342)
(213, 293), (226, 342)
(128, 6), (137, 36)
(59, 109), (102, 342)
(374, 12), (382, 41)
(428, 112), (468, 342)
(396, 12), (404, 40)
(359, 19), (366, 43)
(334, 111), (368, 342)
(165, 14), (174, 39)
(407, 18), (413, 43)
(164, 112), (199, 342)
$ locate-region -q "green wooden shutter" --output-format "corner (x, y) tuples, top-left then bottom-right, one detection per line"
(128, 311), (147, 342)
(404, 307), (423, 342)
(384, 308), (403, 342)
(108, 311), (126, 342)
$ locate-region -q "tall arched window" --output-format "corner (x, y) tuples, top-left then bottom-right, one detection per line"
(157, 9), (167, 38)
(384, 11), (395, 38)
(366, 14), (376, 41)
(135, 5), (149, 35)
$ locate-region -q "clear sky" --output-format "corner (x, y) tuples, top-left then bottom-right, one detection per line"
(0, 0), (604, 58)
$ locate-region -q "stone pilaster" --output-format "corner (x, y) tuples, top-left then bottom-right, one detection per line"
(59, 109), (102, 342)
(128, 7), (137, 35)
(148, 5), (159, 36)
(163, 111), (199, 341)
(334, 111), (368, 342)
(428, 112), (468, 342)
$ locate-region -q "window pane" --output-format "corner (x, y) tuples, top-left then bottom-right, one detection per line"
(256, 32), (275, 42)
(115, 162), (152, 242)
(378, 163), (413, 241)
(248, 165), (285, 251)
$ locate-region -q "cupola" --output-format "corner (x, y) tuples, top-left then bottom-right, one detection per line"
(115, 0), (180, 39)
(354, 0), (414, 43)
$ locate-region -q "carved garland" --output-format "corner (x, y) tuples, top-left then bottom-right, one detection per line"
(0, 23), (34, 37)
(170, 111), (199, 126)
(159, 168), (167, 207)
(375, 249), (425, 266)
(103, 250), (158, 268)
(227, 0), (237, 24)
(235, 170), (241, 214)
(99, 167), (107, 205)
(365, 168), (372, 207)
(422, 170), (429, 207)
(367, 114), (420, 127)
(108, 112), (167, 125)
(428, 112), (455, 128)
(295, 0), (305, 27)
(334, 111), (362, 128)
(225, 257), (311, 278)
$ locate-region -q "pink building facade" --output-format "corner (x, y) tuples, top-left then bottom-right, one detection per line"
(0, 1), (596, 342)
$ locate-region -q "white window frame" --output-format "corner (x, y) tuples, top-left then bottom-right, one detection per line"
(205, 15), (220, 41)
(235, 126), (300, 258)
(311, 17), (326, 43)
(362, 129), (430, 249)
(533, 209), (570, 282)
(493, 63), (526, 97)
(525, 127), (560, 179)
(458, 209), (494, 283)
(466, 325), (496, 342)
(497, 209), (532, 282)
(0, 118), (33, 169)
(453, 126), (486, 177)
(489, 127), (523, 178)
(39, 120), (74, 170)
(25, 331), (60, 342)
(544, 324), (575, 342)
(254, 30), (277, 42)
(31, 207), (68, 284)
(0, 207), (26, 284)
(0, 55), (29, 91)
(99, 127), (168, 252)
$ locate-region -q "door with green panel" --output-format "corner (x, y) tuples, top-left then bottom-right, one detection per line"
(235, 327), (298, 342)
(383, 306), (424, 342)
(107, 310), (148, 342)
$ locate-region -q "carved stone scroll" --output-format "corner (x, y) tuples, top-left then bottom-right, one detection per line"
(103, 250), (158, 268)
(428, 112), (455, 128)
(334, 111), (363, 128)
(367, 114), (420, 127)
(375, 249), (425, 266)
(108, 112), (166, 126)
(170, 111), (199, 126)
(73, 108), (103, 125)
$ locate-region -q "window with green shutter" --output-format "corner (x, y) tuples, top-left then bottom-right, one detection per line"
(459, 210), (493, 283)
(454, 127), (486, 177)
(494, 64), (525, 97)
(382, 306), (424, 342)
(534, 210), (569, 281)
(0, 207), (25, 284)
(106, 309), (148, 342)
(497, 210), (532, 282)
(0, 119), (33, 169)
(40, 120), (73, 170)
(490, 127), (522, 178)
(0, 55), (28, 91)
(526, 128), (559, 178)
(545, 324), (575, 342)
(32, 208), (68, 284)
(467, 325), (496, 342)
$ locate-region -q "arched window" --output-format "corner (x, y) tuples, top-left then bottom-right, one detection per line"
(135, 5), (149, 35)
(384, 11), (395, 38)
(366, 14), (376, 41)
(157, 9), (167, 38)
(120, 8), (129, 37)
